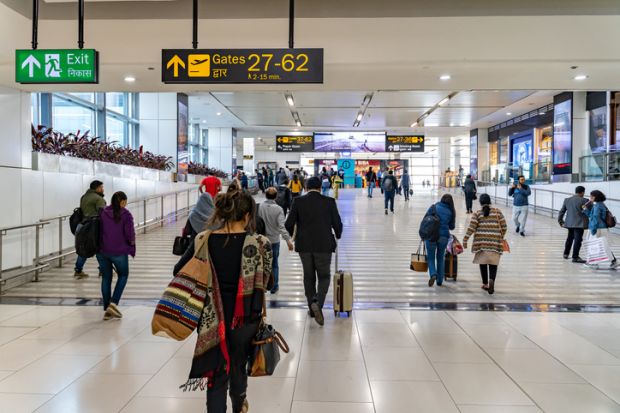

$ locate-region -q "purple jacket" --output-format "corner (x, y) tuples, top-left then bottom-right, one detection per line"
(100, 206), (136, 257)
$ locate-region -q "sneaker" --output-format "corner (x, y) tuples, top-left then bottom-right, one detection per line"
(572, 257), (586, 264)
(563, 254), (569, 260)
(520, 232), (525, 237)
(307, 310), (315, 318)
(107, 303), (122, 319)
(384, 209), (388, 215)
(103, 309), (114, 320)
(488, 279), (495, 294)
(74, 271), (89, 279)
(481, 285), (489, 290)
(310, 302), (324, 326)
(515, 226), (520, 233)
(428, 275), (437, 287)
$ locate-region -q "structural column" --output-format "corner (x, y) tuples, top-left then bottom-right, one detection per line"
(207, 127), (234, 174)
(243, 137), (255, 173)
(572, 92), (588, 180)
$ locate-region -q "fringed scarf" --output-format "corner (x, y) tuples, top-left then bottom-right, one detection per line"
(180, 230), (273, 392)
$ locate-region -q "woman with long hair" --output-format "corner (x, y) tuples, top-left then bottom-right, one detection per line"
(462, 194), (507, 294)
(179, 188), (272, 413)
(424, 194), (456, 287)
(97, 191), (135, 320)
(289, 173), (303, 198)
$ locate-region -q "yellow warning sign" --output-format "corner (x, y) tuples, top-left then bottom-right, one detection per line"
(188, 54), (211, 77)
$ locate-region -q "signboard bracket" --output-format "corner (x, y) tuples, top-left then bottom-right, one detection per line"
(31, 0), (39, 50)
(289, 0), (295, 49)
(78, 0), (85, 49)
(193, 0), (199, 49)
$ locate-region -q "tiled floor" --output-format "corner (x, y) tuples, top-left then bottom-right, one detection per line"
(4, 189), (619, 306)
(0, 306), (619, 412)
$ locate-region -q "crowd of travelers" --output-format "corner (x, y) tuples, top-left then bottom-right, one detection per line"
(68, 165), (617, 412)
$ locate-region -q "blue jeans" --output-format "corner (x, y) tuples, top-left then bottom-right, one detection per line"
(271, 242), (280, 291)
(367, 182), (375, 197)
(384, 190), (395, 211)
(75, 255), (87, 272)
(403, 186), (410, 201)
(426, 236), (449, 284)
(322, 185), (330, 196)
(96, 253), (129, 310)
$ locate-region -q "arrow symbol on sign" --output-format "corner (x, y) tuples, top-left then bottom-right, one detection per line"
(166, 55), (186, 77)
(21, 55), (41, 78)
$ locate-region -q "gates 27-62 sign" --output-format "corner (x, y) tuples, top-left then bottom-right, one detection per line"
(15, 49), (99, 84)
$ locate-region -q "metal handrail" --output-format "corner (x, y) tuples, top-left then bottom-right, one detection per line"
(0, 187), (196, 294)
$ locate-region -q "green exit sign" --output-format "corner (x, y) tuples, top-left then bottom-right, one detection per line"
(15, 49), (99, 84)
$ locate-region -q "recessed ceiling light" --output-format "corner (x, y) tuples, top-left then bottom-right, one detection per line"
(449, 123), (456, 127)
(296, 120), (302, 127)
(506, 112), (512, 116)
(356, 113), (363, 121)
(438, 97), (450, 106)
(574, 74), (588, 81)
(440, 74), (451, 81)
(461, 123), (470, 127)
(286, 96), (295, 106)
(124, 76), (136, 83)
(410, 121), (418, 128)
(216, 112), (222, 116)
(202, 120), (206, 123)
(268, 146), (273, 150)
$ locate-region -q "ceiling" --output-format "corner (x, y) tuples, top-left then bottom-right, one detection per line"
(4, 0), (620, 20)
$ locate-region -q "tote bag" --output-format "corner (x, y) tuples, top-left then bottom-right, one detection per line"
(411, 241), (428, 272)
(584, 234), (613, 265)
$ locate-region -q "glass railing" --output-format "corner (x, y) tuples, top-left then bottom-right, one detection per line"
(580, 152), (620, 182)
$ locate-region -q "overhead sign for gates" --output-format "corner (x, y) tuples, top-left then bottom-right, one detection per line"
(276, 135), (314, 152)
(15, 49), (98, 84)
(386, 135), (425, 152)
(162, 48), (323, 84)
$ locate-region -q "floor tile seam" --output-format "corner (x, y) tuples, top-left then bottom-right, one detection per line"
(352, 316), (379, 413)
(288, 314), (309, 412)
(552, 323), (620, 362)
(444, 311), (544, 411)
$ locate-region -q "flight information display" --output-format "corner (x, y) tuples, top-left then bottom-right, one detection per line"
(313, 132), (386, 152)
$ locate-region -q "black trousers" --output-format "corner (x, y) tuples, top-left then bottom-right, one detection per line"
(465, 193), (475, 212)
(479, 264), (498, 285)
(207, 322), (258, 413)
(564, 228), (584, 259)
(299, 252), (332, 309)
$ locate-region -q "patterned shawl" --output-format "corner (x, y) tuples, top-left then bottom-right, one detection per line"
(180, 230), (273, 391)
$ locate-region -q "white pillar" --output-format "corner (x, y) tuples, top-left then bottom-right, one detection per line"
(477, 128), (490, 180)
(207, 127), (233, 174)
(438, 138), (451, 173)
(243, 137), (255, 173)
(572, 92), (588, 179)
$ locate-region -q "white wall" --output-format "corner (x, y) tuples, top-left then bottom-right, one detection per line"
(207, 128), (234, 173)
(139, 93), (178, 168)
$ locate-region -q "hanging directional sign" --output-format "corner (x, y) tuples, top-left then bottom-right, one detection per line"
(276, 135), (314, 152)
(386, 135), (425, 152)
(162, 48), (323, 84)
(15, 49), (99, 84)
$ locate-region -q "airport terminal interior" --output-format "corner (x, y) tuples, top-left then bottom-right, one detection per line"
(1, 1), (620, 412)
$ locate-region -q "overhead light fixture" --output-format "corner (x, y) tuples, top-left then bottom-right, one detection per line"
(438, 97), (450, 106)
(286, 95), (295, 106)
(440, 74), (451, 81)
(356, 113), (363, 122)
(461, 123), (470, 127)
(202, 120), (207, 123)
(420, 113), (429, 120)
(449, 123), (455, 127)
(124, 76), (136, 83)
(296, 120), (301, 127)
(506, 112), (512, 116)
(268, 146), (273, 150)
(410, 121), (418, 128)
(216, 112), (222, 116)
(574, 74), (588, 81)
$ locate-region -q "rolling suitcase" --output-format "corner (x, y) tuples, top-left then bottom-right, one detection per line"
(444, 252), (458, 281)
(333, 249), (353, 317)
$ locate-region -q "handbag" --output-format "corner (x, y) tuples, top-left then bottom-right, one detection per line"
(448, 235), (464, 255)
(173, 235), (191, 256)
(152, 237), (209, 341)
(248, 302), (290, 377)
(473, 193), (478, 200)
(502, 239), (510, 253)
(410, 241), (428, 272)
(584, 234), (613, 264)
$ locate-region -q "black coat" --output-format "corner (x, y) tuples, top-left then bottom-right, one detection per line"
(285, 191), (343, 253)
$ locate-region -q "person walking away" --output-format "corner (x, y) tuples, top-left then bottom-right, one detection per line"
(179, 189), (272, 413)
(289, 174), (303, 198)
(97, 192), (135, 320)
(285, 177), (343, 326)
(382, 170), (398, 215)
(199, 172), (222, 199)
(320, 170), (331, 196)
(558, 186), (588, 263)
(377, 169), (384, 194)
(365, 167), (377, 198)
(276, 177), (293, 215)
(240, 172), (249, 190)
(74, 180), (106, 279)
(508, 175), (531, 236)
(259, 188), (294, 294)
(583, 190), (617, 266)
(424, 194), (456, 287)
(268, 168), (275, 187)
(462, 194), (507, 294)
(184, 192), (216, 241)
(401, 169), (411, 201)
(331, 173), (343, 200)
(255, 169), (264, 193)
(463, 175), (477, 213)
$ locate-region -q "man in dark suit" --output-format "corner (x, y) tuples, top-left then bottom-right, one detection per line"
(285, 177), (343, 325)
(558, 186), (589, 263)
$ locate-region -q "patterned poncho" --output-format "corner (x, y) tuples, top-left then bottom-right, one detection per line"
(181, 230), (272, 391)
(463, 208), (507, 254)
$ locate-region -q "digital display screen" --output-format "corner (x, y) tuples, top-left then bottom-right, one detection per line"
(553, 99), (573, 175)
(313, 132), (386, 152)
(512, 136), (533, 168)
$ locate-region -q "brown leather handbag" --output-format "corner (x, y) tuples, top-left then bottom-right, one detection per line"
(248, 301), (290, 377)
(410, 241), (428, 272)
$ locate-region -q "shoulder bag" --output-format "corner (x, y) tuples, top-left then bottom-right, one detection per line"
(248, 300), (290, 377)
(410, 241), (428, 272)
(493, 209), (510, 253)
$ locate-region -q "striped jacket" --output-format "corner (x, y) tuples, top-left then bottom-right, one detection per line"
(463, 208), (507, 254)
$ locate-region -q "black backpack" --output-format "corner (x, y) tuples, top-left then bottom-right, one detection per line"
(383, 177), (394, 192)
(69, 208), (84, 235)
(75, 216), (101, 258)
(419, 205), (441, 242)
(276, 187), (289, 208)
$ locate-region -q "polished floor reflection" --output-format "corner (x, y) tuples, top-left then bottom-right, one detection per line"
(0, 306), (619, 412)
(5, 189), (619, 306)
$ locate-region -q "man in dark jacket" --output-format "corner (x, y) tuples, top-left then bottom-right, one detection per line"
(463, 175), (477, 214)
(508, 175), (531, 236)
(382, 170), (399, 215)
(365, 167), (377, 198)
(558, 186), (588, 263)
(285, 177), (343, 326)
(276, 176), (293, 215)
(75, 180), (106, 279)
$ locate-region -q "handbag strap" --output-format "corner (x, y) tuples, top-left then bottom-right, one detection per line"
(416, 240), (426, 257)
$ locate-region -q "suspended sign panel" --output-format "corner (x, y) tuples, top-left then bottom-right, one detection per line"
(15, 49), (98, 84)
(276, 135), (314, 152)
(162, 48), (323, 84)
(386, 135), (425, 152)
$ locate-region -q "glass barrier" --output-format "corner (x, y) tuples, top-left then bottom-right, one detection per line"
(580, 152), (620, 181)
